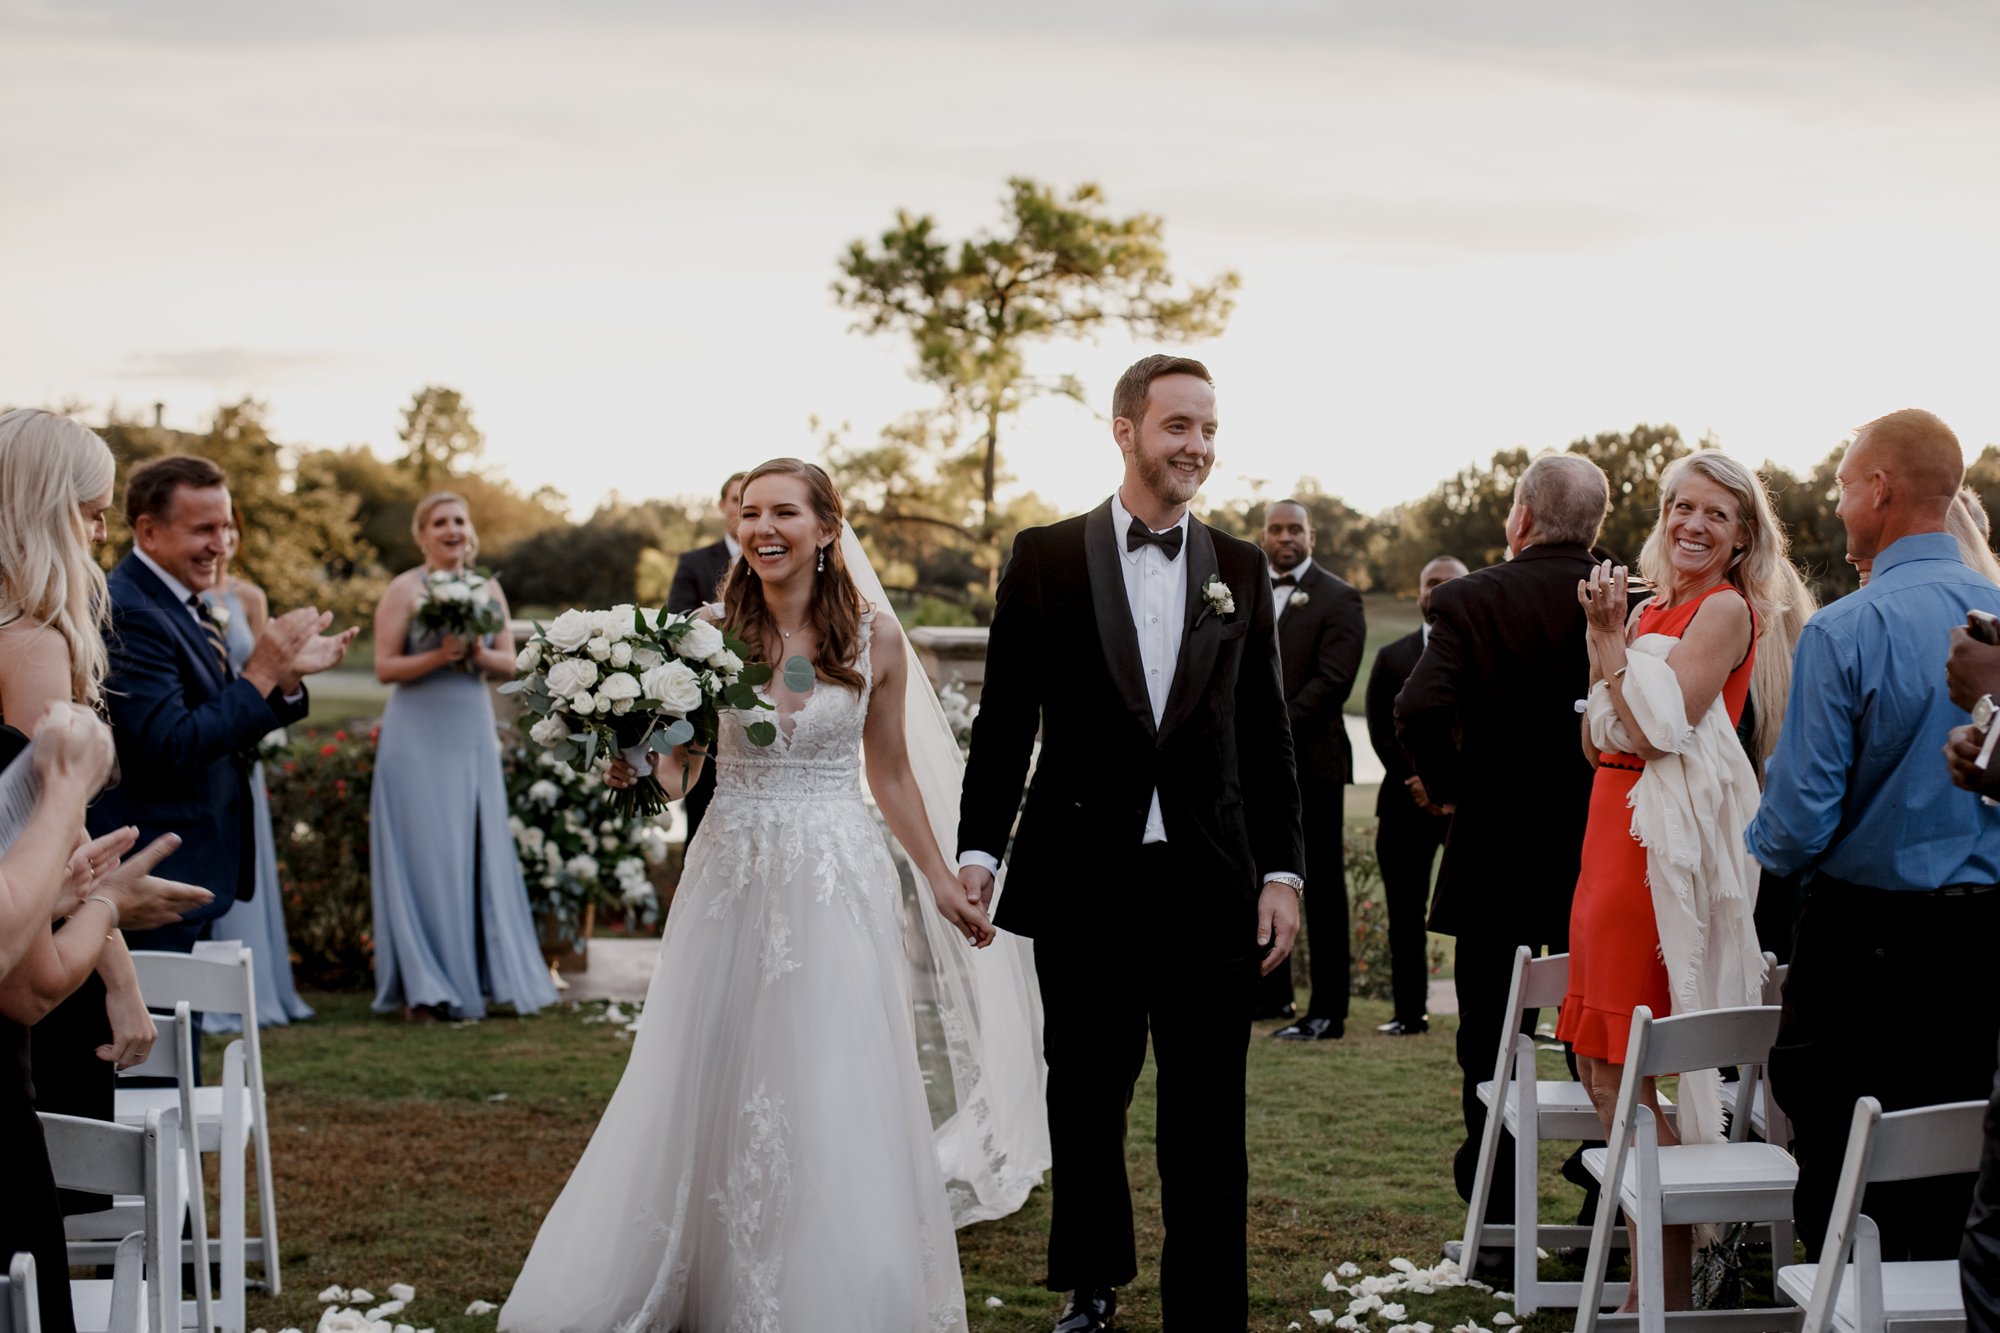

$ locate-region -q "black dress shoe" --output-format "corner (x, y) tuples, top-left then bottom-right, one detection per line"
(1053, 1287), (1118, 1332)
(1273, 1015), (1343, 1041)
(1250, 1001), (1297, 1021)
(1375, 1017), (1430, 1036)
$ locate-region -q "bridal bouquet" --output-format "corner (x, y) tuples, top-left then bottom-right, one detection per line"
(504, 604), (777, 816)
(412, 567), (504, 670)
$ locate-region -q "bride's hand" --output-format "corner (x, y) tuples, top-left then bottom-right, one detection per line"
(605, 756), (639, 789)
(930, 875), (995, 949)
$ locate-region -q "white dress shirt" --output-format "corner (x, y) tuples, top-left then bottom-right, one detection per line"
(1109, 491), (1189, 845)
(724, 534), (742, 562)
(1270, 557), (1308, 621)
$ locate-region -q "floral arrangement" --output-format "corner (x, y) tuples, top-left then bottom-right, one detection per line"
(412, 567), (504, 663)
(505, 604), (776, 816)
(502, 738), (672, 951)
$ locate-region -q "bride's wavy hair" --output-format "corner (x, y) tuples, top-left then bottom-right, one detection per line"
(721, 458), (867, 693)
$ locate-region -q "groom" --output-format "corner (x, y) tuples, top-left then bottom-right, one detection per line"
(958, 354), (1306, 1332)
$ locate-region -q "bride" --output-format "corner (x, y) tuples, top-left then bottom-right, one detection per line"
(500, 458), (1048, 1333)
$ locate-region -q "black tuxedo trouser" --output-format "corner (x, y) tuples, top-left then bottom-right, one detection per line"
(682, 757), (718, 845)
(1770, 881), (2000, 1260)
(1376, 804), (1447, 1026)
(1452, 931), (1563, 1221)
(1256, 780), (1348, 1022)
(1034, 842), (1257, 1331)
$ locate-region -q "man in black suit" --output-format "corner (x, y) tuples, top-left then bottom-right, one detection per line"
(958, 355), (1306, 1333)
(1395, 453), (1609, 1235)
(665, 470), (744, 844)
(91, 455), (355, 952)
(1364, 554), (1465, 1037)
(1257, 500), (1366, 1040)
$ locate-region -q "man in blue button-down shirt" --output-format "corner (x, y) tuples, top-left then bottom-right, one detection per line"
(1747, 408), (2000, 1262)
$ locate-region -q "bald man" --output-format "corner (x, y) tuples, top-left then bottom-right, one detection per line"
(1748, 408), (2000, 1262)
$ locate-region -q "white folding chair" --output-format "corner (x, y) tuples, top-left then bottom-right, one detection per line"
(1461, 947), (1675, 1314)
(2, 1252), (41, 1333)
(68, 1003), (215, 1332)
(1743, 960), (1791, 1153)
(1775, 1097), (1984, 1333)
(120, 946), (278, 1331)
(41, 1108), (187, 1333)
(1576, 1004), (1799, 1333)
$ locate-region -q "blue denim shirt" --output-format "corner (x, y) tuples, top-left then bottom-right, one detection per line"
(1746, 532), (2000, 889)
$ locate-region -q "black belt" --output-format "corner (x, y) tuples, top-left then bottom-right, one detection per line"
(1813, 874), (2000, 899)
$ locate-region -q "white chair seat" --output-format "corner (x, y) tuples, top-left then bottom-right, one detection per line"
(1777, 1261), (1964, 1331)
(116, 1083), (253, 1150)
(1584, 1141), (1797, 1221)
(70, 1286), (198, 1333)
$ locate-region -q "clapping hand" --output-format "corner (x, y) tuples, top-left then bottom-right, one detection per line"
(1578, 559), (1629, 635)
(60, 826), (139, 919)
(89, 832), (212, 930)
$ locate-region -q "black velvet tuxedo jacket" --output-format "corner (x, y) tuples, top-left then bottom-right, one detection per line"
(89, 554), (308, 920)
(1392, 542), (1597, 942)
(666, 540), (732, 615)
(1275, 560), (1366, 787)
(1365, 627), (1427, 820)
(958, 499), (1307, 943)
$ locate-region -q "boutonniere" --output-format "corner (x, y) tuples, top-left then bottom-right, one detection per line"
(1196, 574), (1235, 627)
(208, 600), (231, 632)
(1289, 590), (1310, 608)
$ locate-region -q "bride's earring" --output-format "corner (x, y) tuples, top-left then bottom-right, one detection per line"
(817, 546), (825, 574)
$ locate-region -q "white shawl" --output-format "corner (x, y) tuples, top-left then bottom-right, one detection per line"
(1586, 634), (1767, 1148)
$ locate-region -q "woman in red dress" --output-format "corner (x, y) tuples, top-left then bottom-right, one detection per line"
(1557, 450), (1800, 1310)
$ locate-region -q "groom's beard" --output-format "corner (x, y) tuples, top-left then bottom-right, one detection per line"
(1136, 449), (1211, 508)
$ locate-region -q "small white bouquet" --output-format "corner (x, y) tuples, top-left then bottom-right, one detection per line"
(504, 604), (777, 816)
(412, 567), (504, 670)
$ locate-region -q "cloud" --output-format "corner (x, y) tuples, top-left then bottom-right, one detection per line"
(112, 348), (344, 382)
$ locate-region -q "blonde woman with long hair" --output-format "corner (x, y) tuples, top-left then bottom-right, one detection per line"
(369, 492), (555, 1021)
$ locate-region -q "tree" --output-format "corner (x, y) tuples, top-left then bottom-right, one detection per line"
(1565, 424), (1693, 564)
(835, 177), (1238, 584)
(398, 385), (485, 483)
(1204, 482), (1382, 590)
(298, 444), (569, 573)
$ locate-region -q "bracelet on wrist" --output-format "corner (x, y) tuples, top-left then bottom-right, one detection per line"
(84, 893), (120, 929)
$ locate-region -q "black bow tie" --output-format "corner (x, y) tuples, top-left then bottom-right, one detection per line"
(1125, 517), (1184, 560)
(1272, 573), (1297, 588)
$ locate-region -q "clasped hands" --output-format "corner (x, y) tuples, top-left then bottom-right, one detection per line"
(1943, 627), (2000, 797)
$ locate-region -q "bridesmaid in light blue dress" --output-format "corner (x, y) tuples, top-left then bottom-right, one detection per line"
(205, 551), (316, 1032)
(369, 492), (555, 1021)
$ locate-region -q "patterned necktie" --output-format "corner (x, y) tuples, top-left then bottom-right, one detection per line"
(1125, 517), (1184, 560)
(191, 595), (231, 677)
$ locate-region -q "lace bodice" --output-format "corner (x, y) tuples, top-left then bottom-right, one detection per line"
(714, 613), (875, 802)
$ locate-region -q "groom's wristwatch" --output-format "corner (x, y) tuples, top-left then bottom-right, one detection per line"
(1265, 873), (1305, 899)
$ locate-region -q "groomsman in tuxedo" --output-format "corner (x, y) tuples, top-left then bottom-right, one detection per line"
(1363, 555), (1465, 1037)
(1257, 500), (1366, 1040)
(958, 355), (1305, 1333)
(90, 455), (356, 953)
(1394, 454), (1608, 1235)
(666, 471), (745, 844)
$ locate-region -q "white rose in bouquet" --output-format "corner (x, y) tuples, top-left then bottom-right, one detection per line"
(598, 672), (642, 703)
(515, 641), (542, 672)
(609, 641), (633, 669)
(676, 620), (725, 664)
(545, 658), (598, 698)
(570, 690), (595, 714)
(641, 660), (704, 715)
(432, 578), (472, 603)
(632, 646), (664, 670)
(529, 715), (570, 748)
(545, 608), (593, 652)
(592, 607), (634, 642)
(708, 648), (744, 678)
(586, 636), (612, 662)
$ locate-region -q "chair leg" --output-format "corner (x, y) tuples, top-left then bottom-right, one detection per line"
(222, 1142), (246, 1333)
(1463, 1083), (1510, 1265)
(1513, 1099), (1540, 1314)
(252, 1111), (279, 1294)
(1635, 1114), (1666, 1333)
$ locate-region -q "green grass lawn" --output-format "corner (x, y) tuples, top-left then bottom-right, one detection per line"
(222, 987), (1617, 1333)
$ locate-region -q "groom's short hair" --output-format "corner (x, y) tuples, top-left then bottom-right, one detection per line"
(1113, 354), (1213, 428)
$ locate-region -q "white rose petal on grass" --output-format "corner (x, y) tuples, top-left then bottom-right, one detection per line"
(1335, 1316), (1361, 1332)
(1322, 1272), (1342, 1292)
(545, 609), (592, 652)
(1494, 1293), (1513, 1302)
(1414, 1323), (1435, 1333)
(1337, 1263), (1363, 1278)
(1380, 1305), (1407, 1321)
(395, 1324), (415, 1333)
(387, 1285), (415, 1304)
(676, 620), (725, 663)
(1309, 1312), (1335, 1328)
(464, 1302), (497, 1317)
(984, 1297), (1004, 1308)
(318, 1288), (349, 1305)
(349, 1292), (374, 1306)
(1492, 1315), (1516, 1327)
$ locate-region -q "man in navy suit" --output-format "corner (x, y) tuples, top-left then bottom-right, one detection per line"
(91, 455), (356, 953)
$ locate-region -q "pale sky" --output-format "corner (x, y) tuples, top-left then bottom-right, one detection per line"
(5, 0), (1997, 520)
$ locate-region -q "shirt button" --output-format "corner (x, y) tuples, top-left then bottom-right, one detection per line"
(1150, 668), (1159, 675)
(1148, 616), (1159, 624)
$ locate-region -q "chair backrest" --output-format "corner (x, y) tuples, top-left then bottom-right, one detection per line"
(40, 1108), (176, 1333)
(1517, 950), (1572, 1012)
(110, 1002), (215, 1329)
(1866, 1100), (1988, 1185)
(131, 945), (256, 1018)
(1630, 1005), (1783, 1080)
(1, 1252), (39, 1333)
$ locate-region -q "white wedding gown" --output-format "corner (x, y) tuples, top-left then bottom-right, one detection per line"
(502, 615), (1029, 1333)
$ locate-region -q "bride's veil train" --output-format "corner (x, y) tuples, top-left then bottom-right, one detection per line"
(840, 522), (1052, 1225)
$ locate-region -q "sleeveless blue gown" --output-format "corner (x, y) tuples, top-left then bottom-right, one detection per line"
(369, 622), (556, 1019)
(205, 583), (316, 1031)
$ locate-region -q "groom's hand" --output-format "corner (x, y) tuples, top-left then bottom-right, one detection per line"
(957, 865), (995, 913)
(1256, 881), (1301, 975)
